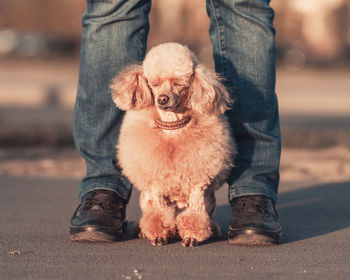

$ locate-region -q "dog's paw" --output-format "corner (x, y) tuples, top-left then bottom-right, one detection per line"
(177, 212), (212, 244)
(138, 232), (146, 239)
(181, 237), (198, 247)
(151, 237), (168, 246)
(139, 211), (176, 244)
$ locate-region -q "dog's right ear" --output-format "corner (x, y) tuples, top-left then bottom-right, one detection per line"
(111, 64), (153, 110)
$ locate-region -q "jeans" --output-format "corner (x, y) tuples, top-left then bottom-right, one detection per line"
(73, 0), (281, 203)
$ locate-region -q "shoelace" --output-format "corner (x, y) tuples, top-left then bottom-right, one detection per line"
(83, 192), (116, 214)
(234, 196), (267, 216)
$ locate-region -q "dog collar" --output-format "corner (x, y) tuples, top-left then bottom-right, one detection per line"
(154, 115), (191, 130)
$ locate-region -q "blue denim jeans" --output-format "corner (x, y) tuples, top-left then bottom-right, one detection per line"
(74, 0), (281, 203)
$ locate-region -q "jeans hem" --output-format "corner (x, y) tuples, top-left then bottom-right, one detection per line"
(78, 181), (131, 202)
(228, 186), (277, 203)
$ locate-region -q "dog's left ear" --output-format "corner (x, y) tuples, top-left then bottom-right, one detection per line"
(190, 65), (232, 115)
(110, 64), (153, 110)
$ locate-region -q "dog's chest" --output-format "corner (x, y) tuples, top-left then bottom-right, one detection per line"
(135, 134), (197, 175)
(117, 113), (232, 191)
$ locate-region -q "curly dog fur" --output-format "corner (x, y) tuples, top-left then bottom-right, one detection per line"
(111, 42), (236, 247)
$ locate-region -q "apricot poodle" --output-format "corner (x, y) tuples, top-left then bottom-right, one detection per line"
(111, 42), (236, 247)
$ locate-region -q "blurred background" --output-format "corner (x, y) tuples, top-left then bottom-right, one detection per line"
(1, 0), (350, 65)
(0, 0), (349, 181)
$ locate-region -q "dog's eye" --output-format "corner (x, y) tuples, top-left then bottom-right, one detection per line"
(150, 81), (160, 87)
(173, 81), (183, 87)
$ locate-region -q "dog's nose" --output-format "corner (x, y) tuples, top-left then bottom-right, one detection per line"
(157, 95), (169, 106)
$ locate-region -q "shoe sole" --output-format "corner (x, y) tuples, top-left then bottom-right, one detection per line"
(228, 227), (282, 245)
(69, 220), (128, 243)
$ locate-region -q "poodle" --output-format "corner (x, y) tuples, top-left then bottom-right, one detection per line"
(111, 42), (236, 247)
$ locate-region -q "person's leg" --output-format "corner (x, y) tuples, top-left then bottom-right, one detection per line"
(206, 0), (281, 203)
(73, 0), (151, 202)
(206, 0), (281, 244)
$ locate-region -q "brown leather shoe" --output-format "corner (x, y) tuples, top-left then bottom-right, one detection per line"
(69, 190), (127, 242)
(228, 195), (282, 245)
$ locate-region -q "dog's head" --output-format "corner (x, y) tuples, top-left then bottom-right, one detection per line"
(111, 42), (232, 115)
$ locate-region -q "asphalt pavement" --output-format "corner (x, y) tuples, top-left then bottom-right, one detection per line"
(1, 175), (349, 280)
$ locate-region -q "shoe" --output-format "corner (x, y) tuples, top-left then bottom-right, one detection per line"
(69, 190), (128, 242)
(228, 195), (282, 245)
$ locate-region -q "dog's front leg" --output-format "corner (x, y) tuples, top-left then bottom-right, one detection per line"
(138, 190), (176, 246)
(176, 187), (215, 247)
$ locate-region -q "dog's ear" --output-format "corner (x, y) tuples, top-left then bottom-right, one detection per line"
(111, 64), (153, 110)
(190, 64), (232, 115)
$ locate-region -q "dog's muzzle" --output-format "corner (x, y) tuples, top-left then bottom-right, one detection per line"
(157, 95), (170, 106)
(157, 94), (177, 111)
